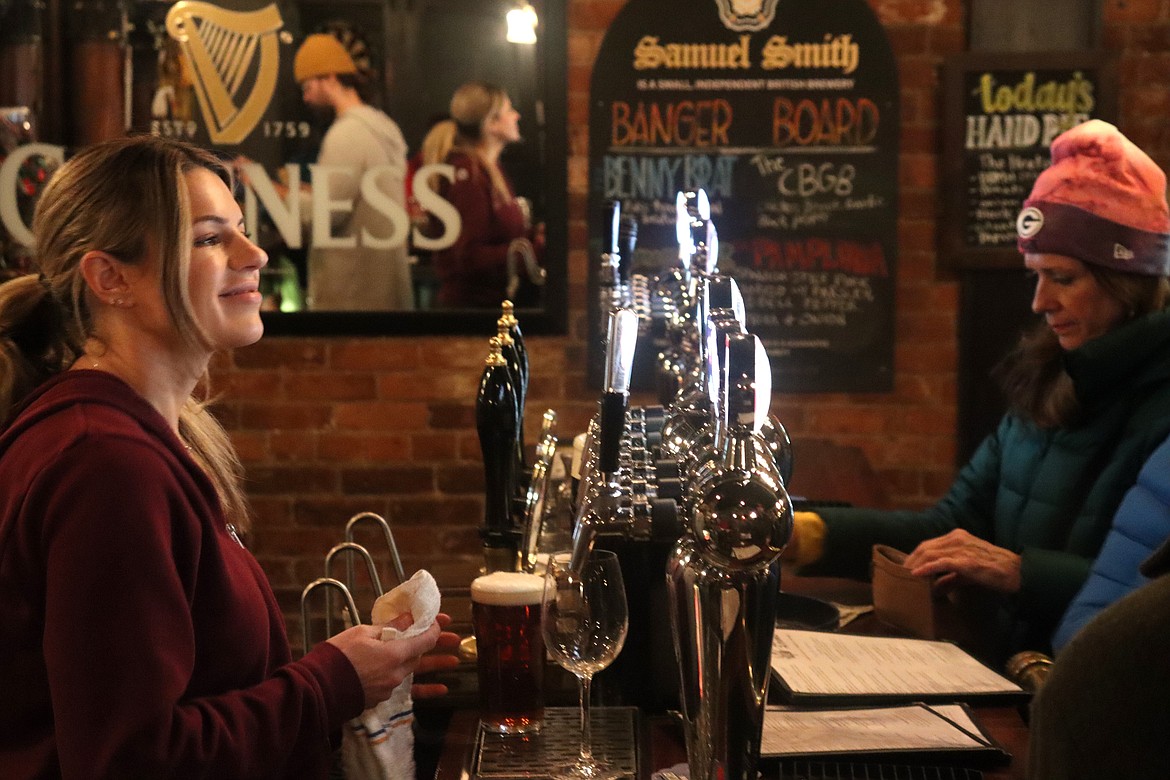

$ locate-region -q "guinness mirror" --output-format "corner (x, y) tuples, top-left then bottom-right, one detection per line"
(126, 0), (567, 335)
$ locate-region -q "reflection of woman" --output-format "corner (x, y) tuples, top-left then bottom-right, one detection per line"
(425, 81), (544, 308)
(0, 136), (456, 777)
(785, 120), (1170, 664)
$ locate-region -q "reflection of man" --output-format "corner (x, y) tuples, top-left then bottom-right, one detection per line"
(289, 33), (413, 310)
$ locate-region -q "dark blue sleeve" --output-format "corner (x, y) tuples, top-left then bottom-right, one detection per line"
(1053, 435), (1170, 652)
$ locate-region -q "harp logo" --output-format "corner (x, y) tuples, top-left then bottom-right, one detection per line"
(712, 0), (779, 32)
(166, 1), (283, 144)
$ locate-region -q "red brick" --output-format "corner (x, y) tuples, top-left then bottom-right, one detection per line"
(428, 402), (475, 429)
(376, 370), (481, 401)
(247, 496), (294, 528)
(388, 497), (482, 526)
(230, 430), (269, 462)
(330, 340), (422, 371)
(247, 465), (338, 494)
(900, 406), (957, 436)
(421, 338), (500, 370)
(436, 463), (486, 494)
(899, 154), (936, 191)
(898, 57), (939, 90)
(928, 24), (966, 55)
(318, 432), (411, 461)
(875, 0), (951, 25)
(285, 373), (378, 402)
(459, 434), (484, 460)
(334, 401), (430, 431)
(807, 406), (889, 435)
(270, 430), (318, 461)
(215, 371), (283, 400)
(234, 340), (328, 369)
(1104, 0), (1162, 23)
(294, 497), (394, 528)
(341, 465), (435, 495)
(438, 526), (484, 555)
(249, 526), (351, 556)
(236, 402), (333, 431)
(411, 432), (458, 460)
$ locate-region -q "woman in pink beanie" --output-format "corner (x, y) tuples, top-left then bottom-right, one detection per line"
(783, 119), (1170, 666)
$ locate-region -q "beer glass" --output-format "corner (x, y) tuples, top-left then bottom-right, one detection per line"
(542, 551), (628, 780)
(471, 571), (546, 735)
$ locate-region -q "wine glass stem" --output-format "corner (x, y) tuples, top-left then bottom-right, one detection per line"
(578, 672), (594, 766)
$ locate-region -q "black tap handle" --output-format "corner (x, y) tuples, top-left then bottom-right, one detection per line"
(618, 215), (638, 283)
(477, 352), (519, 537)
(598, 391), (627, 474)
(604, 199), (621, 256)
(724, 333), (769, 434)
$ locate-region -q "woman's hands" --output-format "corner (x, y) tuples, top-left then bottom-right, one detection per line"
(904, 529), (1022, 594)
(327, 613), (461, 709)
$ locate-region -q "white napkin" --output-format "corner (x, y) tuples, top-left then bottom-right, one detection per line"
(341, 570), (441, 780)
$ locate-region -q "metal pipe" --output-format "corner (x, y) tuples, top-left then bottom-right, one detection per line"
(300, 577), (360, 656)
(345, 511), (406, 587)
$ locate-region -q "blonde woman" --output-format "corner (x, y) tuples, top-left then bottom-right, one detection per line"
(0, 136), (456, 778)
(425, 81), (545, 307)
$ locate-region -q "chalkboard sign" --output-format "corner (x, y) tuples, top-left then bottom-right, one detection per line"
(586, 0), (900, 393)
(940, 52), (1117, 270)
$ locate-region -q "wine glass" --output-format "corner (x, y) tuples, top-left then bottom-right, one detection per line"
(542, 550), (629, 780)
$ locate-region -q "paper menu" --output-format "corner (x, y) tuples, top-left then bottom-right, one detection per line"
(770, 628), (1024, 701)
(761, 703), (998, 757)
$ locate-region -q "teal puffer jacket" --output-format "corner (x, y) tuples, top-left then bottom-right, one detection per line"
(800, 309), (1170, 658)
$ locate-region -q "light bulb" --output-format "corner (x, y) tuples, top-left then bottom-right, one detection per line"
(506, 3), (538, 44)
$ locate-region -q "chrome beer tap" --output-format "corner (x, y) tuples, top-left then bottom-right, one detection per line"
(598, 200), (639, 315)
(660, 290), (720, 461)
(567, 308), (639, 574)
(667, 332), (793, 780)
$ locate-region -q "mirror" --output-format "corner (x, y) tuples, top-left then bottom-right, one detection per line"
(126, 0), (567, 336)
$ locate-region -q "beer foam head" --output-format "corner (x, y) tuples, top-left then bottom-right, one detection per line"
(471, 571), (544, 606)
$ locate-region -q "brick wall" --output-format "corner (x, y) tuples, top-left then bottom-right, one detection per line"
(207, 0), (1170, 642)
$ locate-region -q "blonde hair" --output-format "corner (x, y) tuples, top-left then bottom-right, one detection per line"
(447, 81), (514, 202)
(0, 135), (251, 529)
(420, 118), (458, 191)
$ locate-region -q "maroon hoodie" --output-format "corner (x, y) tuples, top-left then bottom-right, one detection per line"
(0, 370), (364, 778)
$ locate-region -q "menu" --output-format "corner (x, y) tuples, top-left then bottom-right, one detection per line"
(761, 702), (1008, 762)
(769, 628), (1026, 705)
(940, 52), (1117, 269)
(586, 0), (900, 393)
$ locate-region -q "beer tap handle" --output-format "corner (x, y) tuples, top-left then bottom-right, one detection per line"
(605, 199), (621, 258)
(688, 218), (718, 279)
(708, 275), (746, 328)
(605, 307), (639, 396)
(477, 336), (520, 569)
(500, 300), (529, 392)
(680, 188), (711, 221)
(674, 192), (696, 271)
(704, 220), (719, 276)
(600, 308), (638, 473)
(724, 333), (770, 435)
(618, 215), (638, 284)
(705, 323), (721, 410)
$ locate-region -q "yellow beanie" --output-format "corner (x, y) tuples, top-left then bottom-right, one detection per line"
(293, 34), (357, 83)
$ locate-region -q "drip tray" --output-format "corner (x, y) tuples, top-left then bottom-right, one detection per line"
(473, 706), (640, 779)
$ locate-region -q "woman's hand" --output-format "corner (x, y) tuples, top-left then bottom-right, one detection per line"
(412, 614), (461, 700)
(327, 613), (459, 708)
(903, 529), (1022, 594)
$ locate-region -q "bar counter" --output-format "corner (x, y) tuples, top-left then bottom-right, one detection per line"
(421, 570), (1031, 780)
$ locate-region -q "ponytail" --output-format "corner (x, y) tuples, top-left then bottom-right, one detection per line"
(0, 274), (80, 423)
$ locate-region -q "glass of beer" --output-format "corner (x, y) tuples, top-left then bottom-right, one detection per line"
(471, 571), (546, 735)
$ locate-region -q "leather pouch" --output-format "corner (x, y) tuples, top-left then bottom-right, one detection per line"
(871, 544), (937, 639)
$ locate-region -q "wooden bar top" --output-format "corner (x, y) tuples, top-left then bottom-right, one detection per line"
(427, 570), (1031, 780)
